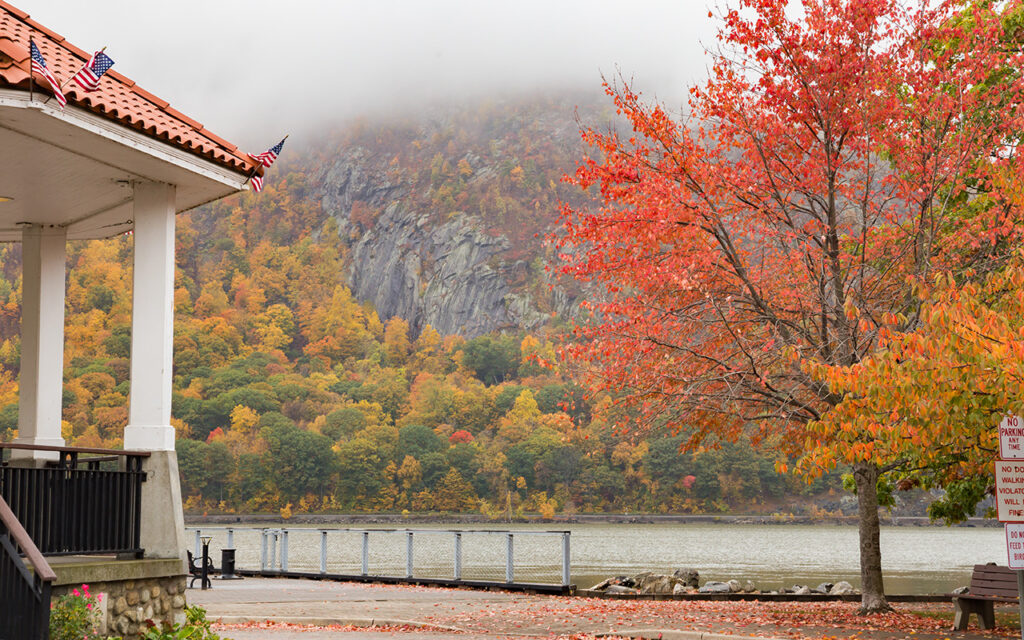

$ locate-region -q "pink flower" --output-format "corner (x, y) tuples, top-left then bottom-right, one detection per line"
(72, 588), (80, 597)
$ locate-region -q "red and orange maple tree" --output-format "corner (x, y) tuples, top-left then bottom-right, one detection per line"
(556, 0), (1024, 612)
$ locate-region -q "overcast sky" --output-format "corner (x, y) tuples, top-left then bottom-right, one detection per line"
(17, 1), (718, 151)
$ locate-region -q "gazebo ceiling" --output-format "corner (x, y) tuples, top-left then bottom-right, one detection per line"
(0, 91), (249, 241)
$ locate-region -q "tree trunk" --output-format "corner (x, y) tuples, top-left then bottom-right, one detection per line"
(853, 461), (892, 613)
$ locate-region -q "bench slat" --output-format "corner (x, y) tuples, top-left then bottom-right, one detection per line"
(966, 577), (1015, 589)
(971, 564), (1016, 576)
(958, 595), (1019, 603)
(969, 588), (1018, 598)
(972, 575), (1018, 586)
(966, 573), (1015, 581)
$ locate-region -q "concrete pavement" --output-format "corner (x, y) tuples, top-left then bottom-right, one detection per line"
(187, 576), (1012, 640)
(189, 577), (749, 639)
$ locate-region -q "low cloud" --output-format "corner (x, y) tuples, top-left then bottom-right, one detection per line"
(21, 0), (716, 149)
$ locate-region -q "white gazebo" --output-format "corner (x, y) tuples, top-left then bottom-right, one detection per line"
(0, 3), (258, 635)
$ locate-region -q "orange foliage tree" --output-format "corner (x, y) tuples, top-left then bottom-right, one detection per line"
(801, 260), (1024, 523)
(555, 0), (1024, 612)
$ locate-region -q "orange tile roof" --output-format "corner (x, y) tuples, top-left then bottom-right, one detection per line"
(0, 1), (258, 176)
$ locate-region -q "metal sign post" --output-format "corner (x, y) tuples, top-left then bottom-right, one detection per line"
(1018, 570), (1024, 640)
(996, 414), (1024, 640)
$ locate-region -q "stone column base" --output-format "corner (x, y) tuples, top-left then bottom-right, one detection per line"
(136, 450), (188, 559)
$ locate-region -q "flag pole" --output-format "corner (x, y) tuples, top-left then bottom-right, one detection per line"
(28, 37), (34, 102)
(246, 165), (261, 188)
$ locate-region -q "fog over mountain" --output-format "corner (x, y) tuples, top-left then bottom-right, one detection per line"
(18, 0), (717, 148)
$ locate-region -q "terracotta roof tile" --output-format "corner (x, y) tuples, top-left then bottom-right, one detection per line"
(3, 2), (24, 19)
(130, 85), (169, 109)
(0, 1), (258, 176)
(163, 107), (203, 131)
(23, 19), (64, 45)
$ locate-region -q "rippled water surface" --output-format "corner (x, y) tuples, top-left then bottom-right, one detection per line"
(189, 522), (1003, 594)
(564, 523), (1002, 593)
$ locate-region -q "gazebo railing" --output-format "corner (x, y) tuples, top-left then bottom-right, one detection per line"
(0, 443), (149, 556)
(0, 493), (55, 640)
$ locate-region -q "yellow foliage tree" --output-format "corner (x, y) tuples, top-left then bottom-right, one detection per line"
(383, 316), (412, 366)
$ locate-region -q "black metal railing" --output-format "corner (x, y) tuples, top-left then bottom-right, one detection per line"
(0, 444), (149, 556)
(0, 494), (55, 640)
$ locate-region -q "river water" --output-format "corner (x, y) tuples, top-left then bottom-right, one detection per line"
(565, 522), (1001, 593)
(188, 522), (1003, 594)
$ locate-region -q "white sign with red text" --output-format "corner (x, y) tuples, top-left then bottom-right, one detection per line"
(1000, 415), (1024, 460)
(1008, 524), (1024, 569)
(996, 461), (1024, 522)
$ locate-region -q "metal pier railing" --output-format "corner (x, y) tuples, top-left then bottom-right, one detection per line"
(186, 526), (572, 593)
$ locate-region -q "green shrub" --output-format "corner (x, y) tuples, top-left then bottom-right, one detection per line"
(138, 605), (224, 640)
(49, 584), (102, 640)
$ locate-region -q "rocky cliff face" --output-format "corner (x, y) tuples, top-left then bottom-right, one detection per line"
(316, 148), (557, 338)
(311, 99), (592, 337)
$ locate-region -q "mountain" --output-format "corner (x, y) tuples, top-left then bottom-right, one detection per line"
(301, 94), (606, 337)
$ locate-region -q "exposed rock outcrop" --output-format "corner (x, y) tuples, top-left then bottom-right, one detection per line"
(309, 97), (600, 338)
(316, 147), (565, 337)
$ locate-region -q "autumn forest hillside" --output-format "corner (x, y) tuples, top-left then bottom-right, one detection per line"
(0, 94), (851, 516)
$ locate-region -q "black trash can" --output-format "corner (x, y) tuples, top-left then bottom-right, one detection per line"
(220, 548), (242, 580)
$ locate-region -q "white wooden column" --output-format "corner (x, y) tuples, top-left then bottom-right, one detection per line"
(14, 224), (67, 460)
(123, 181), (188, 560)
(124, 181), (176, 451)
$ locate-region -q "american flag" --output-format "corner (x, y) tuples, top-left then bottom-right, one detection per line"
(29, 40), (66, 107)
(249, 137), (286, 168)
(70, 50), (114, 92)
(250, 173), (265, 193)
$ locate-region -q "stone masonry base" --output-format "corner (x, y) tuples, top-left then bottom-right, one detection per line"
(48, 556), (188, 639)
(52, 575), (187, 639)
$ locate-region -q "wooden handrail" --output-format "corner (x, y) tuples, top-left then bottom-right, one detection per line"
(0, 442), (150, 457)
(0, 495), (55, 582)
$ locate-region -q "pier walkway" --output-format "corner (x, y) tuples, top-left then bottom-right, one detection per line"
(189, 576), (1017, 640)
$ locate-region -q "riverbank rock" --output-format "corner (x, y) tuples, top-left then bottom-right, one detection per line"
(636, 573), (683, 595)
(698, 581), (732, 594)
(673, 568), (700, 587)
(830, 581), (856, 595)
(588, 577), (618, 591)
(589, 572), (867, 598)
(589, 572), (687, 595)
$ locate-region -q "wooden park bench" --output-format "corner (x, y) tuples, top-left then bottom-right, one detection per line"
(952, 564), (1018, 630)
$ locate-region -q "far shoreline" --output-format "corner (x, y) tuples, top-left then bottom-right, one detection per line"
(184, 512), (999, 528)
